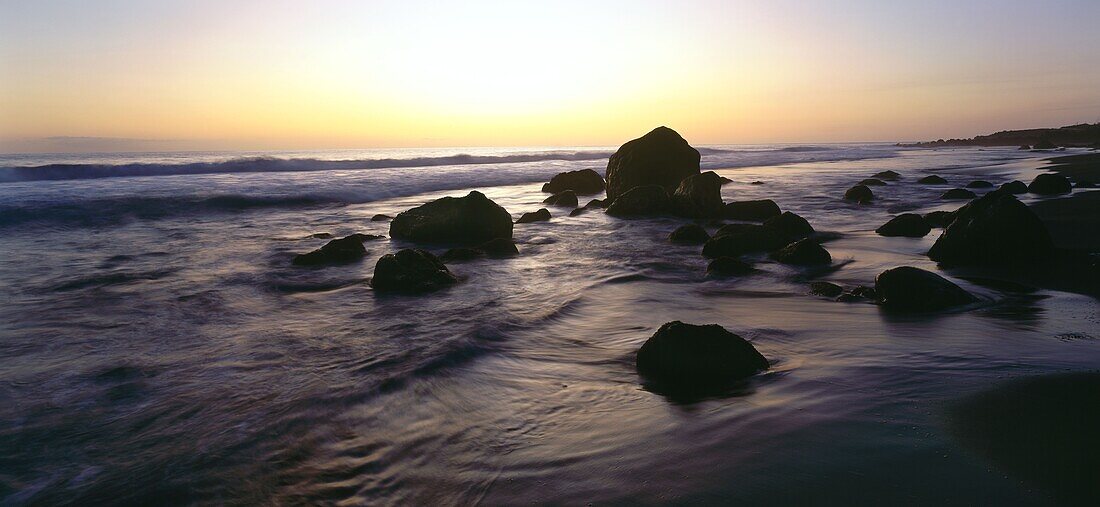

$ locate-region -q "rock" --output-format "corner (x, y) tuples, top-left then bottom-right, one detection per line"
(605, 185), (672, 217)
(858, 178), (887, 186)
(370, 249), (458, 293)
(999, 180), (1028, 194)
(703, 225), (788, 258)
(876, 213), (931, 237)
(718, 176), (734, 185)
(966, 180), (995, 189)
(439, 247), (483, 262)
(918, 175), (949, 185)
(707, 257), (754, 276)
(1018, 144), (1031, 150)
(310, 232), (333, 239)
(941, 188), (977, 200)
(928, 191), (1054, 265)
(568, 208), (585, 217)
(478, 238), (519, 257)
(844, 184), (874, 203)
(390, 191), (512, 245)
(723, 199), (781, 221)
(713, 223), (760, 238)
(543, 190), (579, 207)
(1028, 173), (1072, 195)
(635, 321), (769, 388)
(809, 281), (843, 297)
(672, 171), (724, 218)
(583, 199), (606, 209)
(750, 181), (765, 185)
(872, 170), (901, 181)
(874, 266), (977, 311)
(371, 214), (392, 222)
(923, 210), (957, 228)
(605, 126), (701, 200)
(850, 285), (877, 299)
(771, 239), (831, 265)
(763, 212), (815, 241)
(1077, 181), (1097, 189)
(669, 224), (710, 244)
(1032, 139), (1057, 150)
(542, 169), (605, 195)
(292, 235), (368, 266)
(516, 208), (551, 224)
(346, 233), (385, 242)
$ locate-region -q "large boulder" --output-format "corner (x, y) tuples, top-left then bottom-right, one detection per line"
(1028, 173), (1072, 195)
(927, 191), (1054, 265)
(941, 188), (977, 200)
(669, 224), (710, 244)
(542, 169), (605, 195)
(516, 208), (551, 224)
(605, 126), (701, 200)
(605, 185), (672, 217)
(702, 224), (789, 258)
(635, 321), (769, 388)
(543, 190), (579, 207)
(844, 184), (874, 203)
(390, 191), (512, 244)
(723, 199), (781, 221)
(771, 239), (831, 265)
(370, 249), (458, 293)
(876, 213), (931, 237)
(672, 171), (724, 218)
(874, 266), (977, 311)
(292, 235), (368, 266)
(763, 211), (815, 240)
(919, 175), (949, 185)
(999, 180), (1028, 194)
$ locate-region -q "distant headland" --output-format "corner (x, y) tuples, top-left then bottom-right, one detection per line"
(899, 123), (1100, 149)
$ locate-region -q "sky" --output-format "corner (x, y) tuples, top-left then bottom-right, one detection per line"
(2, 0), (1100, 152)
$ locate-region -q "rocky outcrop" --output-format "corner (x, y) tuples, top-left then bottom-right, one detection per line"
(928, 191), (1054, 265)
(292, 234), (369, 266)
(543, 190), (579, 207)
(605, 126), (701, 200)
(516, 208), (551, 224)
(876, 213), (931, 237)
(941, 188), (977, 200)
(669, 224), (710, 244)
(844, 184), (874, 203)
(635, 321), (769, 388)
(874, 266), (977, 311)
(542, 169), (605, 195)
(370, 249), (458, 293)
(1033, 139), (1057, 150)
(723, 199), (781, 221)
(672, 171), (724, 218)
(919, 175), (949, 185)
(1028, 173), (1072, 195)
(390, 191), (512, 244)
(605, 185), (672, 217)
(771, 239), (831, 265)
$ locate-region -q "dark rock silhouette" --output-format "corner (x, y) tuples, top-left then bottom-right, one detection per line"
(941, 188), (977, 200)
(763, 211), (815, 241)
(718, 176), (734, 185)
(541, 169), (605, 195)
(390, 191), (512, 244)
(516, 208), (551, 224)
(844, 184), (874, 203)
(928, 191), (1054, 265)
(1077, 181), (1097, 188)
(858, 178), (887, 186)
(440, 238), (518, 262)
(999, 180), (1028, 194)
(605, 126), (700, 200)
(636, 321), (768, 389)
(750, 181), (765, 185)
(1028, 173), (1072, 195)
(707, 257), (753, 276)
(1033, 139), (1057, 150)
(584, 198), (606, 209)
(439, 247), (482, 262)
(371, 214), (392, 222)
(703, 225), (788, 258)
(346, 233), (385, 242)
(874, 266), (976, 311)
(370, 249), (458, 293)
(918, 175), (948, 185)
(1018, 144), (1031, 150)
(923, 210), (957, 228)
(809, 281), (843, 297)
(543, 190), (579, 207)
(723, 199), (781, 221)
(900, 123), (1100, 148)
(293, 234), (368, 266)
(966, 180), (994, 189)
(669, 224), (710, 244)
(771, 239), (831, 265)
(872, 170), (901, 181)
(837, 285), (878, 302)
(672, 171), (724, 218)
(876, 213), (931, 237)
(605, 185), (672, 217)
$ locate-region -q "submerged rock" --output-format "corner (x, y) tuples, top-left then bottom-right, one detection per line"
(750, 181), (765, 185)
(390, 191), (512, 245)
(478, 238), (519, 257)
(918, 175), (949, 185)
(928, 191), (1053, 265)
(941, 188), (977, 200)
(1028, 173), (1072, 195)
(370, 249), (458, 293)
(771, 239), (831, 265)
(543, 190), (579, 208)
(605, 126), (701, 200)
(872, 170), (901, 181)
(1017, 144), (1031, 150)
(966, 180), (995, 189)
(703, 211), (815, 258)
(605, 185), (672, 217)
(542, 169), (605, 195)
(293, 234), (369, 266)
(844, 184), (874, 203)
(636, 321), (769, 388)
(1077, 181), (1097, 189)
(858, 178), (887, 186)
(723, 199), (781, 221)
(874, 266), (977, 311)
(999, 180), (1028, 194)
(672, 171), (724, 218)
(707, 257), (754, 276)
(371, 214), (392, 222)
(876, 213), (931, 237)
(669, 224), (710, 245)
(516, 208), (551, 224)
(923, 210), (957, 228)
(809, 281), (844, 297)
(718, 176), (734, 185)
(439, 247), (482, 262)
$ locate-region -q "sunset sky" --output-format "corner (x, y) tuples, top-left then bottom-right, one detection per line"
(2, 0), (1099, 152)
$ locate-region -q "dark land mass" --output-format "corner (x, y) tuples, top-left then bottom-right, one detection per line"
(898, 123), (1100, 148)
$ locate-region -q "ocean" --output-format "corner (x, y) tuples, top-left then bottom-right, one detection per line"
(1, 143), (1097, 504)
